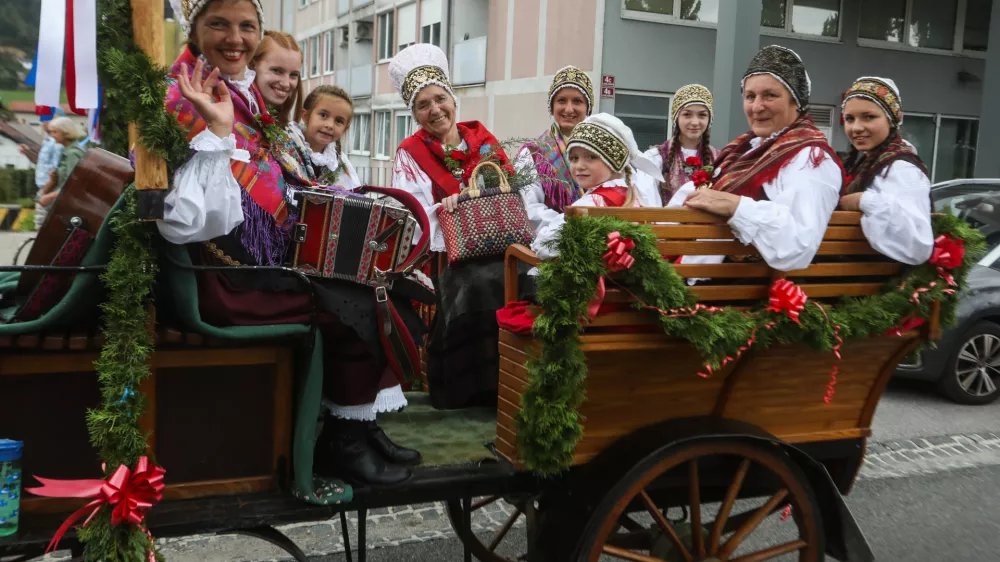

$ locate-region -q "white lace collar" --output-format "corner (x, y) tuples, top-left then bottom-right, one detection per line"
(198, 55), (259, 114)
(288, 121), (342, 169)
(585, 177), (628, 192)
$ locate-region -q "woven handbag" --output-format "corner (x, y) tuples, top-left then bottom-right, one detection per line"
(437, 161), (535, 266)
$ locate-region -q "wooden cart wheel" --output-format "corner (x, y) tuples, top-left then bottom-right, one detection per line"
(446, 495), (530, 562)
(576, 440), (824, 562)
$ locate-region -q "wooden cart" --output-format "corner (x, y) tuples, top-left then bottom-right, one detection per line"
(1, 200), (936, 562)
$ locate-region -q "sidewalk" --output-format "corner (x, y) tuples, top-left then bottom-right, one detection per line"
(0, 231), (34, 265)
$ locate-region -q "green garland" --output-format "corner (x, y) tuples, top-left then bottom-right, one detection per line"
(70, 1), (190, 559)
(516, 213), (985, 475)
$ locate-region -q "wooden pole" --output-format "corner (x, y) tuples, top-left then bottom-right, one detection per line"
(129, 0), (169, 220)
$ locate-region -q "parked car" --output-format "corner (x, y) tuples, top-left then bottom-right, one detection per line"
(895, 181), (1000, 405)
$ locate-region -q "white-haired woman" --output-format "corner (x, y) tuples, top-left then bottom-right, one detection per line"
(35, 117), (88, 228)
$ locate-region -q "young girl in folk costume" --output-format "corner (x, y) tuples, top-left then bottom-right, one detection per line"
(838, 77), (933, 265)
(531, 113), (663, 259)
(390, 44), (534, 410)
(517, 66), (592, 229)
(668, 45), (845, 272)
(636, 84), (720, 205)
(161, 0), (423, 486)
(250, 30), (303, 127)
(285, 86), (363, 190)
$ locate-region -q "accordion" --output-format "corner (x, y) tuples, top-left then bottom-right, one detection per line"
(290, 189), (418, 287)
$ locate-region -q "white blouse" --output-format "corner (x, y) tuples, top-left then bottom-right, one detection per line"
(392, 142), (545, 253)
(631, 146), (701, 209)
(857, 160), (934, 265)
(666, 142), (842, 272)
(531, 178), (634, 260)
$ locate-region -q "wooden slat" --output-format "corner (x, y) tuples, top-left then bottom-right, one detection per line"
(16, 334), (39, 348)
(672, 263), (771, 279)
(828, 211), (863, 226)
(588, 310), (658, 327)
(790, 262), (902, 277)
(566, 207), (726, 223)
(690, 282), (886, 301)
(651, 224), (865, 241)
(816, 241), (880, 255)
(658, 241), (760, 256)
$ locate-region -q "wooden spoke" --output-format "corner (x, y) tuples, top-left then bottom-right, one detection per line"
(471, 495), (501, 511)
(601, 544), (668, 562)
(487, 506), (523, 552)
(731, 539), (808, 562)
(718, 489), (789, 559)
(709, 458), (751, 555)
(689, 460), (704, 558)
(606, 530), (655, 551)
(639, 489), (693, 562)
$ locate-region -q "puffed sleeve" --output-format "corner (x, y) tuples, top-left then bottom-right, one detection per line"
(529, 194), (601, 260)
(632, 146), (664, 208)
(157, 130), (249, 244)
(727, 147), (841, 271)
(858, 161), (934, 265)
(392, 148), (444, 252)
(515, 145), (563, 234)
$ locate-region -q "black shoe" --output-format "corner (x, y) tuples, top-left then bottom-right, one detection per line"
(365, 421), (422, 466)
(315, 418), (411, 486)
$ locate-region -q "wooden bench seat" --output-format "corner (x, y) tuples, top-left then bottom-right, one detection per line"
(496, 207), (938, 471)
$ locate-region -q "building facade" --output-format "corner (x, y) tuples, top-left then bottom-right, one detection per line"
(264, 0), (999, 185)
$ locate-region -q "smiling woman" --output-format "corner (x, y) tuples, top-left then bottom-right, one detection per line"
(250, 30), (303, 126)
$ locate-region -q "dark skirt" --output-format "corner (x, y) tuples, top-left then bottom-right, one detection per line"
(195, 246), (427, 407)
(426, 256), (534, 410)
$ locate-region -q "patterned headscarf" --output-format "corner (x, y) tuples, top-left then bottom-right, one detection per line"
(671, 84), (714, 126)
(169, 0), (265, 39)
(742, 45), (811, 111)
(567, 113), (662, 180)
(842, 76), (903, 128)
(548, 66), (594, 116)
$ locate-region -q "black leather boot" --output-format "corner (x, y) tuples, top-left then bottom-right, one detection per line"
(315, 417), (411, 486)
(365, 421), (422, 466)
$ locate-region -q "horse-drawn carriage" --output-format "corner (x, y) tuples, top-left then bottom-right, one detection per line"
(0, 144), (967, 561)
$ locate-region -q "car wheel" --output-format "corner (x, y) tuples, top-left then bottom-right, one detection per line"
(939, 321), (1000, 405)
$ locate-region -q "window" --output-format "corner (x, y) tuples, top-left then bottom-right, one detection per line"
(613, 92), (673, 149)
(395, 112), (414, 149)
(421, 0), (443, 46)
(310, 36), (320, 77)
(761, 0), (840, 37)
(397, 4), (417, 53)
(901, 114), (980, 183)
(377, 11), (395, 61)
(282, 0), (295, 33)
(351, 113), (372, 154)
(374, 110), (392, 158)
(806, 105), (834, 141)
(622, 0), (720, 24)
(859, 0), (990, 54)
(324, 30), (335, 73)
(299, 0), (308, 8)
(299, 40), (307, 75)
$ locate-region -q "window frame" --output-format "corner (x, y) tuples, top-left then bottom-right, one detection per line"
(299, 40), (308, 76)
(310, 35), (321, 78)
(620, 0), (845, 41)
(373, 110), (392, 160)
(421, 21), (442, 46)
(898, 111), (981, 183)
(857, 0), (988, 58)
(323, 30), (335, 74)
(394, 111), (414, 150)
(377, 10), (396, 62)
(351, 113), (372, 156)
(612, 89), (675, 147)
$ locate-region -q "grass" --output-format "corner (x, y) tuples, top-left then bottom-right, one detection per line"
(0, 89), (68, 103)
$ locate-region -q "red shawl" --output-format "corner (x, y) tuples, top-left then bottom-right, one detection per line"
(398, 121), (508, 202)
(712, 115), (844, 200)
(843, 133), (929, 195)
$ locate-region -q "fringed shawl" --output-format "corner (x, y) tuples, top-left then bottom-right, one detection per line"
(843, 133), (929, 195)
(656, 139), (720, 201)
(525, 123), (584, 212)
(712, 115), (843, 199)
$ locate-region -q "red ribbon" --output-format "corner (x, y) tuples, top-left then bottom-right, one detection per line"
(929, 234), (965, 270)
(884, 314), (926, 337)
(26, 456), (166, 553)
(767, 279), (807, 324)
(811, 302), (843, 404)
(602, 232), (636, 272)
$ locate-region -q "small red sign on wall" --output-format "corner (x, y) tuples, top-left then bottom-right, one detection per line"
(601, 86), (615, 99)
(601, 75), (615, 87)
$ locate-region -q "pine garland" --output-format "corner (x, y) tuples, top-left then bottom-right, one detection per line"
(69, 0), (188, 559)
(516, 213), (985, 475)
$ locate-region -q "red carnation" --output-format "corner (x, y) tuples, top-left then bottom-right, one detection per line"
(261, 112), (276, 126)
(449, 150), (466, 161)
(690, 169), (711, 186)
(929, 234), (965, 270)
(685, 156), (702, 167)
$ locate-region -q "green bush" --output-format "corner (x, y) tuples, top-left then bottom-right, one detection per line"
(15, 209), (34, 232)
(16, 197), (33, 208)
(0, 167), (35, 204)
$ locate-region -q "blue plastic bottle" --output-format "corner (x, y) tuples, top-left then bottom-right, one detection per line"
(0, 439), (23, 537)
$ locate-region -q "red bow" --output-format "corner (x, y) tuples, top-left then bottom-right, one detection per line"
(929, 234), (965, 270)
(26, 456), (166, 553)
(603, 232), (636, 272)
(884, 314), (926, 337)
(767, 279), (807, 324)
